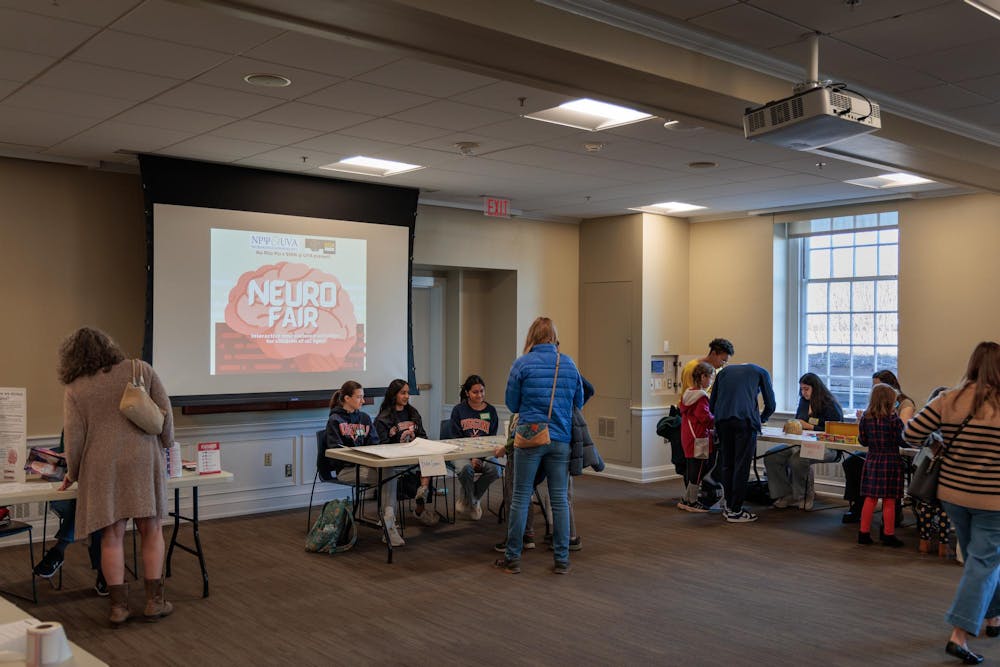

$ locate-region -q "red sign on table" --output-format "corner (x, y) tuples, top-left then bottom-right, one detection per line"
(484, 197), (510, 218)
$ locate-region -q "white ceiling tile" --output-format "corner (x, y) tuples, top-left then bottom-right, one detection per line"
(390, 100), (511, 131)
(0, 105), (96, 145)
(834, 3), (999, 61)
(368, 145), (467, 169)
(768, 156), (883, 180)
(2, 84), (135, 119)
(33, 61), (179, 100)
(895, 84), (993, 112)
(899, 39), (1000, 83)
(241, 146), (344, 170)
(0, 8), (98, 57)
(231, 156), (315, 172)
(412, 132), (520, 156)
(472, 117), (582, 144)
(299, 80), (433, 116)
(0, 79), (20, 99)
(0, 48), (56, 83)
(337, 118), (452, 144)
(357, 60), (496, 98)
(690, 4), (807, 49)
(957, 74), (1000, 102)
(484, 145), (639, 179)
(210, 120), (321, 145)
(725, 141), (806, 165)
(748, 0), (949, 33)
(71, 30), (228, 79)
(113, 103), (236, 133)
(0, 0), (141, 26)
(151, 83), (284, 117)
(449, 80), (573, 114)
(250, 102), (374, 132)
(45, 120), (192, 155)
(245, 32), (398, 78)
(194, 57), (341, 100)
(292, 133), (402, 159)
(158, 135), (281, 161)
(952, 103), (1000, 128)
(770, 38), (941, 94)
(110, 0), (282, 53)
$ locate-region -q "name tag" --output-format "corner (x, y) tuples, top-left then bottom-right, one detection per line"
(808, 417), (819, 426)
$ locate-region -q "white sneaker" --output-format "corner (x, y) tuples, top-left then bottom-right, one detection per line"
(415, 485), (429, 503)
(414, 504), (439, 527)
(456, 498), (470, 516)
(725, 509), (759, 523)
(470, 500), (483, 521)
(773, 496), (792, 509)
(382, 507), (405, 546)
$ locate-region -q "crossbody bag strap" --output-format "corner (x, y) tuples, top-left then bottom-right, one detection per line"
(937, 412), (975, 459)
(546, 353), (561, 421)
(131, 359), (140, 387)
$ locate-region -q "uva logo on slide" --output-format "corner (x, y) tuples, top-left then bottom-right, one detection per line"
(224, 262), (357, 370)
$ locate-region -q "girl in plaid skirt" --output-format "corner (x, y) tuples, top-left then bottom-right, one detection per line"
(858, 383), (908, 547)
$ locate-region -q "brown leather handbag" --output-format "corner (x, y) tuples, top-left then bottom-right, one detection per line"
(513, 354), (560, 449)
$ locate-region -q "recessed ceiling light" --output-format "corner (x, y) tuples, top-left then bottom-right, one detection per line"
(662, 120), (703, 132)
(524, 98), (653, 131)
(844, 172), (935, 189)
(963, 0), (1000, 22)
(688, 161), (717, 169)
(629, 201), (707, 215)
(319, 156), (424, 177)
(243, 73), (292, 88)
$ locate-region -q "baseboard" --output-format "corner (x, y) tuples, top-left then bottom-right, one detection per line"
(586, 463), (681, 484)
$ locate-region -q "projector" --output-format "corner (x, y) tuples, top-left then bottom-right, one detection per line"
(743, 85), (881, 150)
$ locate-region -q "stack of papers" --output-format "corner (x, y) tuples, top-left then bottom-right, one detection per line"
(351, 438), (459, 458)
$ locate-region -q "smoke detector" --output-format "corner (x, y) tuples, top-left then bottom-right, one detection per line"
(454, 142), (479, 156)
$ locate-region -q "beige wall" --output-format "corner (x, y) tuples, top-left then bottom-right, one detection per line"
(413, 205), (580, 362)
(0, 159), (146, 435)
(457, 269), (517, 395)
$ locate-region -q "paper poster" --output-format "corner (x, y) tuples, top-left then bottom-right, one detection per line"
(418, 455), (446, 477)
(799, 440), (827, 461)
(0, 387), (27, 483)
(209, 228), (367, 375)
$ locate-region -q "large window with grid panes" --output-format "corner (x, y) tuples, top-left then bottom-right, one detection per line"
(784, 211), (899, 412)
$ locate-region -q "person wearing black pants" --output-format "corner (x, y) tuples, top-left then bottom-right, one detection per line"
(709, 363), (776, 523)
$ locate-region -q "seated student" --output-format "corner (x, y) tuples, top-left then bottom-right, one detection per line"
(374, 379), (438, 527)
(449, 375), (500, 520)
(31, 432), (107, 595)
(764, 373), (844, 509)
(326, 380), (403, 547)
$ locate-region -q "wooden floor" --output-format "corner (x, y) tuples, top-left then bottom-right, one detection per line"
(0, 476), (981, 666)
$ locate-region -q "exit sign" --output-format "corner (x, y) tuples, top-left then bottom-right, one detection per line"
(484, 197), (510, 218)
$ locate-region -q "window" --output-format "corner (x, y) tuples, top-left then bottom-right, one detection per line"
(785, 212), (898, 411)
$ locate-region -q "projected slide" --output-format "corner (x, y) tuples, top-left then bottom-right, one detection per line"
(210, 229), (366, 374)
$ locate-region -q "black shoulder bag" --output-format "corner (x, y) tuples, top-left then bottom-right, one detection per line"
(907, 413), (974, 504)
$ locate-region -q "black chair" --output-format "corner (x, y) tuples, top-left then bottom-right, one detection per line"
(0, 519), (37, 603)
(308, 429), (358, 531)
(439, 419), (454, 439)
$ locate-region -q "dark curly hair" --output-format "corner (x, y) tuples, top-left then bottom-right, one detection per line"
(57, 327), (125, 385)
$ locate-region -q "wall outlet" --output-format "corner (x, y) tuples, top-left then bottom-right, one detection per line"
(264, 452), (272, 467)
(284, 464), (293, 477)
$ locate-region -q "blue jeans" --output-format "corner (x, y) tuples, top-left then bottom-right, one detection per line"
(942, 501), (1000, 634)
(49, 500), (102, 569)
(505, 441), (570, 563)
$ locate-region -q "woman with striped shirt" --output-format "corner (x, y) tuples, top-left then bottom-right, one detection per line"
(905, 342), (1000, 665)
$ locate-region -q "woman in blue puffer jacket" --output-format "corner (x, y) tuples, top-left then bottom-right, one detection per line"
(495, 316), (583, 575)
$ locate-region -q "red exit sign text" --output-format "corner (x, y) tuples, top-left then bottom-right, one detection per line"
(484, 197), (510, 218)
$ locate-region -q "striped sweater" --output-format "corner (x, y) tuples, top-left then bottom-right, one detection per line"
(904, 385), (1000, 511)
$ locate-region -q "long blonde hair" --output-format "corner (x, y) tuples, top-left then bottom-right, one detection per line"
(523, 316), (558, 354)
(959, 341), (1000, 417)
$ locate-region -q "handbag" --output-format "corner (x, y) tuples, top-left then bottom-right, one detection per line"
(687, 420), (710, 459)
(907, 413), (973, 504)
(514, 354), (561, 449)
(119, 359), (166, 435)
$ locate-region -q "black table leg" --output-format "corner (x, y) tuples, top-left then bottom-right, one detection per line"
(166, 486), (210, 598)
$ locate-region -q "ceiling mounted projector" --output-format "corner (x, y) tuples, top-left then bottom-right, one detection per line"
(742, 35), (881, 151)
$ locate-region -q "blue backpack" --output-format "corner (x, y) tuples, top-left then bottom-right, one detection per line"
(305, 499), (357, 554)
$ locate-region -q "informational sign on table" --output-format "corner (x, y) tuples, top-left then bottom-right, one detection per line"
(197, 441), (222, 475)
(0, 388), (27, 483)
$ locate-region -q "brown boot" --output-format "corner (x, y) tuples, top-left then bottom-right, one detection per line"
(143, 578), (173, 621)
(108, 583), (131, 627)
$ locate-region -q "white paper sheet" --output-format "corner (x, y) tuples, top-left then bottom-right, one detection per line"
(351, 438), (459, 458)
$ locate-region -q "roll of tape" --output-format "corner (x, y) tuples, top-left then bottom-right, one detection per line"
(25, 622), (72, 666)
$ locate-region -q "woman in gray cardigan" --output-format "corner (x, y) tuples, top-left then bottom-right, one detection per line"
(59, 327), (174, 627)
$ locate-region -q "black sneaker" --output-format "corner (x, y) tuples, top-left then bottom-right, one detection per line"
(553, 561), (570, 575)
(94, 572), (109, 597)
(548, 537), (583, 551)
(33, 549), (64, 579)
(494, 535), (536, 552)
(493, 557), (521, 574)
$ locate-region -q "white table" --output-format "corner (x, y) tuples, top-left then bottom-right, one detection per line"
(326, 436), (503, 563)
(758, 426), (919, 456)
(0, 593), (107, 665)
(0, 471), (233, 599)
